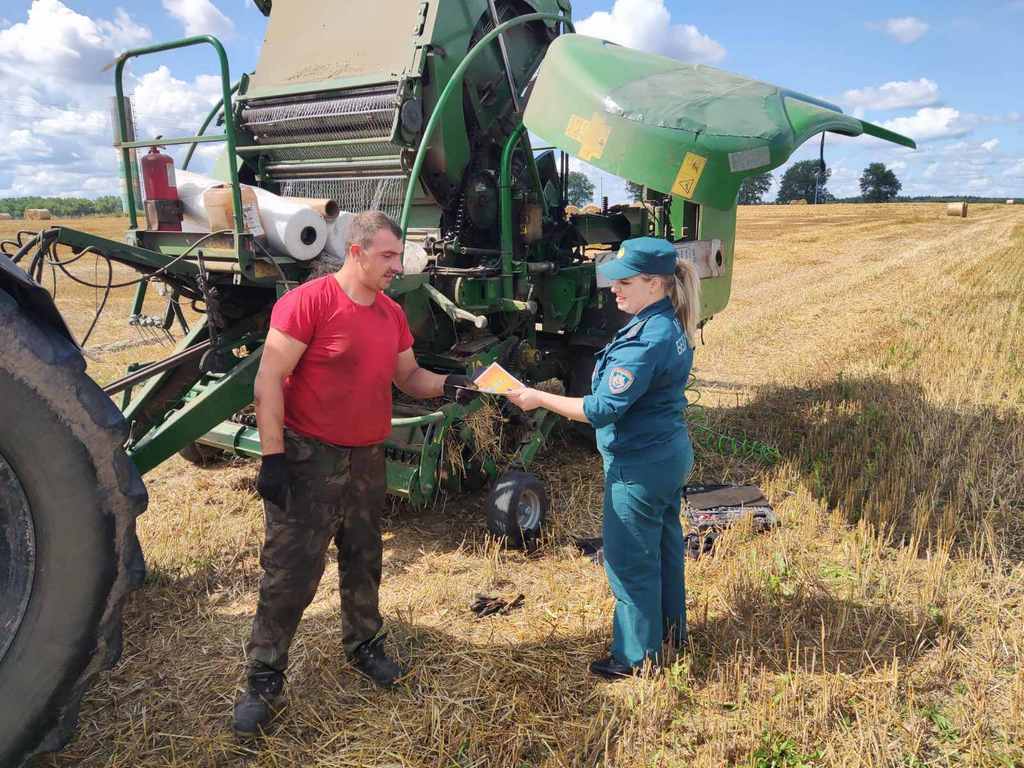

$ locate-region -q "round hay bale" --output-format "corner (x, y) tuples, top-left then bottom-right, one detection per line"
(24, 208), (52, 220)
(0, 212), (12, 220)
(1007, 199), (1016, 205)
(581, 203), (602, 214)
(788, 199), (808, 205)
(564, 204), (580, 217)
(946, 201), (968, 218)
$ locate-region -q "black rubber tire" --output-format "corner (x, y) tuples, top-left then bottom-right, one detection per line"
(0, 290), (147, 767)
(485, 470), (547, 549)
(177, 440), (226, 466)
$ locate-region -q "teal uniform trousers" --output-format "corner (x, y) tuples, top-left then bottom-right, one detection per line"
(583, 296), (694, 668)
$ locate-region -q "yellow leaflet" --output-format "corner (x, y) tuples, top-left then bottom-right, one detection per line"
(564, 113), (611, 162)
(671, 152), (707, 199)
(473, 362), (525, 395)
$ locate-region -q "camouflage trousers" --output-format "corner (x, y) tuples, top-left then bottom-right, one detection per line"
(246, 430), (386, 672)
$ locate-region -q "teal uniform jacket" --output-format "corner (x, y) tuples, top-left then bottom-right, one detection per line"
(583, 296), (693, 469)
(583, 296), (695, 667)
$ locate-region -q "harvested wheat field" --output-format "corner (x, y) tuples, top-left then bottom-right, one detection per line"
(8, 204), (1024, 767)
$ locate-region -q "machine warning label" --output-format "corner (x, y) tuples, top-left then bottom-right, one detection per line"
(565, 113), (611, 162)
(728, 146), (771, 173)
(671, 152), (707, 198)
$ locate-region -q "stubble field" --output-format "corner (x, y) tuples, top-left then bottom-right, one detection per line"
(5, 203), (1023, 767)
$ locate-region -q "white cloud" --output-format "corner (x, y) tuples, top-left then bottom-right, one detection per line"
(1004, 160), (1024, 178)
(0, 0), (150, 87)
(981, 138), (1000, 151)
(881, 107), (969, 142)
(35, 108), (109, 138)
(2, 129), (49, 158)
(576, 0), (726, 64)
(130, 66), (222, 140)
(162, 0), (234, 39)
(0, 1), (226, 198)
(842, 78), (939, 112)
(868, 16), (929, 44)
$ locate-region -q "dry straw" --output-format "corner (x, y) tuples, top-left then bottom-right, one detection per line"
(11, 204), (1024, 767)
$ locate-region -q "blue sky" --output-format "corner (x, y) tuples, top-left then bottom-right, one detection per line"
(0, 0), (1021, 200)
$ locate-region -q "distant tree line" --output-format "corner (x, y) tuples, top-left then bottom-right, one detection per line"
(578, 163), (1011, 209)
(0, 196), (123, 218)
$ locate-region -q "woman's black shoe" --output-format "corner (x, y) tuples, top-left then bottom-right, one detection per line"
(589, 656), (637, 680)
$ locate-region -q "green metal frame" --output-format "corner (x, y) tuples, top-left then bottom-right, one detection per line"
(113, 35), (246, 259)
(129, 348), (262, 475)
(398, 11), (574, 236)
(183, 78), (241, 170)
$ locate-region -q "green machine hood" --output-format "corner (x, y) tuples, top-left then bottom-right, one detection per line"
(524, 35), (916, 209)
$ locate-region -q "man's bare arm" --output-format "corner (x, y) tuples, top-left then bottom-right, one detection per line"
(254, 328), (308, 454)
(392, 348), (447, 399)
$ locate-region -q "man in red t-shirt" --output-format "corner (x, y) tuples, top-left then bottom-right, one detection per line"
(233, 211), (476, 737)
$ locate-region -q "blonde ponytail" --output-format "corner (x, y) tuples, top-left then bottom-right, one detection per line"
(663, 258), (701, 346)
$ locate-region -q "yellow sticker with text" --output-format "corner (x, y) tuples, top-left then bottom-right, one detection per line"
(565, 113), (611, 162)
(671, 152), (707, 198)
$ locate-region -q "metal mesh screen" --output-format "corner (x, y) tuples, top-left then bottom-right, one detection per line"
(240, 90), (396, 142)
(239, 86), (402, 163)
(280, 176), (408, 222)
(264, 141), (401, 163)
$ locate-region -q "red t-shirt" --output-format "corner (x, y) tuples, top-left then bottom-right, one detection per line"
(270, 275), (414, 446)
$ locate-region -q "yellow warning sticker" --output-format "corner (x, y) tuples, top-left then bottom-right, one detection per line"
(671, 152), (707, 199)
(565, 112), (611, 162)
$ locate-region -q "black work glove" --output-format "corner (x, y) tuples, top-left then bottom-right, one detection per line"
(443, 373), (480, 404)
(256, 452), (289, 508)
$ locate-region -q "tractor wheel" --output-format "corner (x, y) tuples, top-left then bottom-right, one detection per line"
(485, 470), (547, 549)
(178, 440), (226, 466)
(0, 291), (147, 767)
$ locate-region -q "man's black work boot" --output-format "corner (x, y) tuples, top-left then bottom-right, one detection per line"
(232, 662), (285, 737)
(350, 635), (405, 688)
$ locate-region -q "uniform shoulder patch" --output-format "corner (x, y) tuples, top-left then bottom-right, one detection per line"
(623, 318), (649, 340)
(608, 367), (635, 394)
(676, 336), (687, 355)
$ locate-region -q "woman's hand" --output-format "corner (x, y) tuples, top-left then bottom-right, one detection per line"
(505, 387), (544, 411)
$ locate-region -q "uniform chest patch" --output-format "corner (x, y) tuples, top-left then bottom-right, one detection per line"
(608, 367), (635, 394)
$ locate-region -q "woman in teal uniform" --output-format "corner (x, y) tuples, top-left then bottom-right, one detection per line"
(507, 236), (700, 678)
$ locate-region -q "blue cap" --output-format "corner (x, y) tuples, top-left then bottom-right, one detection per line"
(597, 237), (677, 281)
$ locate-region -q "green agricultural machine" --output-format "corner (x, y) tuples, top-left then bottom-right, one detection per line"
(0, 1), (914, 763)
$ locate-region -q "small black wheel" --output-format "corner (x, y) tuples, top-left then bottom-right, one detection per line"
(485, 470), (547, 548)
(177, 440), (226, 466)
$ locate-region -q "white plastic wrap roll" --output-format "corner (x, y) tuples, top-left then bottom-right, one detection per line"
(176, 170), (327, 261)
(324, 212), (355, 261)
(403, 241), (429, 275)
(323, 213), (429, 274)
(176, 170), (221, 232)
(250, 186), (327, 261)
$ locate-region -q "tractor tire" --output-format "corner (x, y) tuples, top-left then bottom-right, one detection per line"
(485, 470), (547, 549)
(0, 290), (147, 767)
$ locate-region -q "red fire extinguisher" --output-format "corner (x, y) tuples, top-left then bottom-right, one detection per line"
(140, 144), (183, 231)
